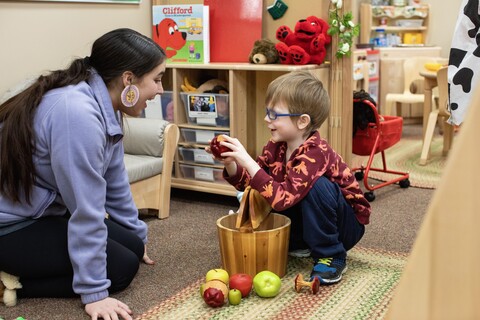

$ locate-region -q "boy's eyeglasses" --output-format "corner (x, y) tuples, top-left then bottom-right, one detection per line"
(265, 108), (302, 120)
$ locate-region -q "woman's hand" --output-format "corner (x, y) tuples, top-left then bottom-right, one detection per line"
(85, 297), (132, 320)
(143, 245), (154, 265)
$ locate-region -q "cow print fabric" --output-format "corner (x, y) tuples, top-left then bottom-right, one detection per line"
(448, 0), (480, 125)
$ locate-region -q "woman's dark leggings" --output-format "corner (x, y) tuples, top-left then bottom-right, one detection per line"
(0, 216), (144, 298)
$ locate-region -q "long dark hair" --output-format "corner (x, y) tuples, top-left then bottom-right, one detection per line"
(0, 28), (166, 203)
(353, 89), (378, 137)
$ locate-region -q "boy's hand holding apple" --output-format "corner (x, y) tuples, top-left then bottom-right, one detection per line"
(208, 135), (232, 159)
(208, 135), (261, 179)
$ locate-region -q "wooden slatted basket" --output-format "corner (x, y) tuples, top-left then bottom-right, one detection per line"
(216, 213), (291, 278)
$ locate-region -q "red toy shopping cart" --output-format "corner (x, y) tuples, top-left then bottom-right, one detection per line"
(352, 93), (410, 202)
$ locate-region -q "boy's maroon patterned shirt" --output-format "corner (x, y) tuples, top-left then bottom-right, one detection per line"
(224, 131), (371, 225)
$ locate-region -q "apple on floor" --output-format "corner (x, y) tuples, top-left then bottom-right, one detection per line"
(253, 270), (282, 298)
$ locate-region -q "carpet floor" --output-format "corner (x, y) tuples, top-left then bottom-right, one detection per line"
(351, 135), (447, 189)
(136, 247), (407, 320)
(0, 124), (439, 320)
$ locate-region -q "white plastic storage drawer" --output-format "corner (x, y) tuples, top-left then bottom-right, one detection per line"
(179, 164), (227, 184)
(178, 147), (221, 165)
(180, 128), (226, 144)
(180, 92), (230, 127)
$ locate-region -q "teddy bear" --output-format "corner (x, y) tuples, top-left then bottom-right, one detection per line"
(248, 39), (279, 64)
(275, 16), (332, 65)
(0, 271), (22, 307)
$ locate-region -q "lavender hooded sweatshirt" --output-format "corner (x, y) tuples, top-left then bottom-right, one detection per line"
(0, 70), (147, 304)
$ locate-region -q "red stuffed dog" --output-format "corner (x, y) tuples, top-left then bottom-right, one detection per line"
(275, 16), (331, 65)
(152, 18), (187, 58)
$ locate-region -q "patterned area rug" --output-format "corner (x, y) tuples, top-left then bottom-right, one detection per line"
(136, 247), (407, 320)
(352, 136), (447, 189)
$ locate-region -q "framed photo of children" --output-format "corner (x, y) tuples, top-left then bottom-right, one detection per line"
(187, 93), (218, 126)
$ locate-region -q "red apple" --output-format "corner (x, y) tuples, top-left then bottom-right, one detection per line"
(210, 135), (231, 159)
(229, 273), (253, 298)
(203, 287), (225, 307)
(202, 279), (228, 308)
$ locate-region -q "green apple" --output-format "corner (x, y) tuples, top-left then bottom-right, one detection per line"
(253, 270), (282, 298)
(228, 288), (242, 305)
(205, 268), (229, 284)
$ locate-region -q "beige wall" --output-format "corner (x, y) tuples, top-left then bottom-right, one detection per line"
(424, 0), (463, 57)
(0, 0), (465, 96)
(0, 0), (153, 97)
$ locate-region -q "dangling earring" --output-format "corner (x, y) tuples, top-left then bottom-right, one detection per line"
(121, 84), (139, 107)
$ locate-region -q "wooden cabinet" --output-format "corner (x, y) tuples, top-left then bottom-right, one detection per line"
(166, 63), (329, 196)
(360, 3), (430, 47)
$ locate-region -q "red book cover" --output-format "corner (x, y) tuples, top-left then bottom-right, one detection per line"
(204, 0), (263, 63)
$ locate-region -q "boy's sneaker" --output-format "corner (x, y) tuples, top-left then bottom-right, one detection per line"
(310, 257), (347, 284)
(288, 248), (311, 258)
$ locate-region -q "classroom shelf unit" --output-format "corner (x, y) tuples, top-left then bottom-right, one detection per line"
(165, 63), (329, 196)
(360, 3), (430, 47)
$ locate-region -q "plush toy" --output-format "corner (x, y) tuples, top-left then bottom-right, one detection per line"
(0, 271), (22, 307)
(181, 77), (229, 94)
(249, 39), (279, 64)
(275, 16), (332, 65)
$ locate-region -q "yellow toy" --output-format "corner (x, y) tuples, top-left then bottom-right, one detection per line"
(424, 62), (443, 72)
(0, 271), (22, 307)
(181, 77), (229, 93)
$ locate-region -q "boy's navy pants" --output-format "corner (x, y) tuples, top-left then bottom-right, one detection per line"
(282, 176), (365, 260)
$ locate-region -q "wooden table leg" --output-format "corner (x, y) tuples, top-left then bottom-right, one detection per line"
(423, 79), (435, 139)
(421, 74), (438, 163)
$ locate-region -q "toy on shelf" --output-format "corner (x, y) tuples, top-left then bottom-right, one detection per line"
(275, 16), (331, 65)
(294, 273), (320, 294)
(181, 77), (228, 94)
(249, 39), (279, 64)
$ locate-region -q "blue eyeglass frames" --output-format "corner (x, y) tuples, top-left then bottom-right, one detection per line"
(265, 108), (303, 120)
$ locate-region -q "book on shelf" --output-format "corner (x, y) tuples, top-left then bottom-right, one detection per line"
(204, 0), (262, 63)
(152, 4), (209, 64)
